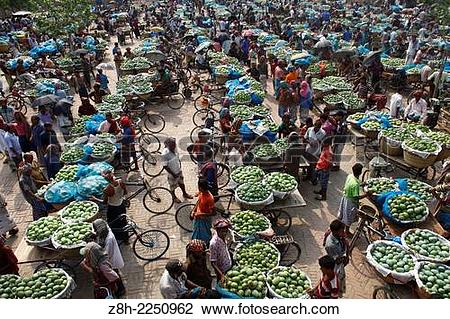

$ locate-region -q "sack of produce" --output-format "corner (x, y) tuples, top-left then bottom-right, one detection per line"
(266, 266), (312, 298)
(90, 141), (117, 159)
(60, 145), (84, 164)
(274, 137), (288, 153)
(54, 165), (80, 182)
(60, 200), (99, 223)
(425, 131), (450, 161)
(230, 210), (271, 238)
(379, 128), (412, 156)
(76, 162), (114, 179)
(233, 89), (252, 104)
(396, 178), (433, 202)
(364, 177), (399, 197)
(401, 229), (450, 263)
(360, 119), (381, 139)
(51, 222), (94, 250)
(414, 261), (450, 299)
(221, 266), (267, 298)
(230, 165), (265, 186)
(251, 143), (280, 161)
(366, 240), (416, 284)
(25, 216), (63, 247)
(346, 112), (367, 128)
(0, 274), (20, 299)
(382, 192), (429, 226)
(44, 181), (77, 204)
(0, 268), (75, 299)
(230, 104), (253, 120)
(235, 181), (274, 208)
(263, 172), (298, 198)
(76, 175), (109, 199)
(234, 240), (280, 272)
(401, 138), (441, 168)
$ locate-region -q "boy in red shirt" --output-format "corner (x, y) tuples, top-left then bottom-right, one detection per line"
(313, 138), (332, 200)
(311, 255), (340, 299)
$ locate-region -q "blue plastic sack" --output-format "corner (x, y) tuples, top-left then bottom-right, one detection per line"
(76, 175), (109, 199)
(373, 189), (399, 208)
(251, 92), (264, 105)
(77, 161), (113, 178)
(44, 181), (77, 204)
(214, 283), (241, 299)
(395, 178), (408, 191)
(381, 191), (422, 225)
(437, 212), (450, 231)
(355, 116), (369, 127)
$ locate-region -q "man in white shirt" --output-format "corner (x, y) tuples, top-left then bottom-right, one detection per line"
(161, 137), (192, 203)
(405, 35), (419, 65)
(304, 120), (326, 158)
(389, 90), (404, 118)
(428, 70), (449, 96)
(404, 91), (427, 122)
(159, 259), (198, 299)
(420, 62), (432, 84)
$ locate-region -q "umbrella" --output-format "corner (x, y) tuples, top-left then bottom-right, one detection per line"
(55, 98), (73, 108)
(314, 39), (332, 49)
(242, 29), (254, 37)
(72, 48), (89, 56)
(290, 52), (309, 61)
(195, 41), (212, 53)
(32, 95), (59, 108)
(146, 50), (166, 62)
(97, 63), (115, 70)
(149, 26), (164, 33)
(13, 11), (32, 16)
(362, 50), (382, 66)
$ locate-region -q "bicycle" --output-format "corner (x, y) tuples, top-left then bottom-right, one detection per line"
(124, 97), (166, 134)
(175, 190), (292, 235)
(123, 176), (174, 215)
(348, 206), (392, 254)
(111, 215), (170, 261)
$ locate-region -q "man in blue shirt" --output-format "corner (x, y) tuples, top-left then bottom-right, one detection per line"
(95, 69), (110, 94)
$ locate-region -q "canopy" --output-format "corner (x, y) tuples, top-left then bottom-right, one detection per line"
(31, 94), (59, 108)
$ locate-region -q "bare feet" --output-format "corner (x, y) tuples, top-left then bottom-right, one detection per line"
(183, 193), (193, 199)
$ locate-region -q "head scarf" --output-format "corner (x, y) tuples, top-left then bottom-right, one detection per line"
(93, 219), (109, 248)
(300, 81), (310, 98)
(186, 239), (207, 254)
(81, 242), (108, 269)
(213, 218), (231, 229)
(219, 107), (230, 119)
(120, 116), (136, 136)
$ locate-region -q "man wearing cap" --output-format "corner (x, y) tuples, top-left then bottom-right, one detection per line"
(0, 98), (14, 124)
(404, 90), (427, 122)
(159, 259), (199, 299)
(209, 219), (232, 280)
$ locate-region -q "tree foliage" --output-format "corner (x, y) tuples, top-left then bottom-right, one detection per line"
(30, 0), (94, 36)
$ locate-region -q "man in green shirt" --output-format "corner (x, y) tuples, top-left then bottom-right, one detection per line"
(337, 163), (369, 236)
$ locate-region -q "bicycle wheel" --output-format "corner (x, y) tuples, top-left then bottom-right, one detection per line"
(264, 210), (292, 235)
(167, 92), (185, 110)
(194, 94), (210, 111)
(279, 242), (302, 267)
(216, 162), (230, 189)
(175, 203), (195, 232)
(191, 83), (203, 98)
(138, 133), (161, 153)
(143, 187), (174, 214)
(192, 109), (219, 127)
(6, 96), (26, 114)
(372, 286), (399, 299)
(144, 114), (165, 133)
(133, 229), (170, 261)
(142, 152), (164, 177)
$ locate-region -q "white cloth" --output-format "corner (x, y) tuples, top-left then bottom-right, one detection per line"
(104, 229), (125, 269)
(161, 148), (182, 175)
(420, 65), (432, 82)
(0, 129), (7, 153)
(304, 127), (326, 157)
(4, 132), (22, 155)
(428, 71), (449, 90)
(389, 93), (403, 118)
(404, 98), (427, 120)
(0, 194), (16, 235)
(98, 120), (111, 133)
(159, 270), (188, 299)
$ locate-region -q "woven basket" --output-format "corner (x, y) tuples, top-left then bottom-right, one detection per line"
(380, 136), (403, 156)
(403, 148), (437, 168)
(436, 146), (450, 162)
(362, 128), (379, 140)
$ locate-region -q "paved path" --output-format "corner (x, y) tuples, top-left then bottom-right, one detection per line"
(1, 33), (414, 299)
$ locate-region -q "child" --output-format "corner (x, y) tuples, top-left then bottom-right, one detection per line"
(313, 138), (333, 200)
(191, 179), (216, 244)
(311, 255), (340, 299)
(278, 112), (297, 138)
